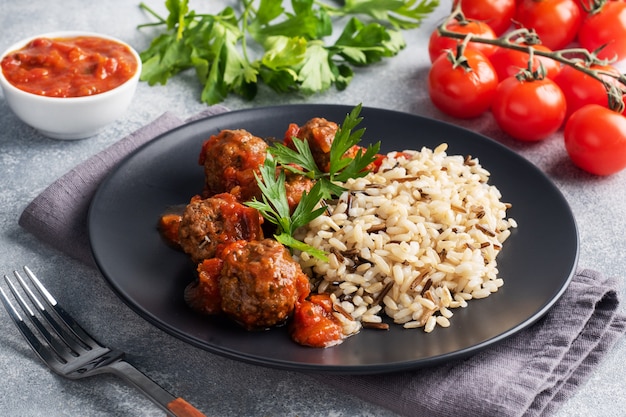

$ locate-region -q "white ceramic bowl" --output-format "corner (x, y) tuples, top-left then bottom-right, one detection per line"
(0, 31), (141, 140)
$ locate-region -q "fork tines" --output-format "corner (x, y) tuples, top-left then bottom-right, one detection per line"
(0, 266), (102, 368)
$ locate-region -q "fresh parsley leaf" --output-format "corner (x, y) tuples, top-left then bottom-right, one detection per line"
(336, 0), (439, 30)
(139, 33), (192, 85)
(271, 139), (322, 177)
(255, 0), (285, 26)
(250, 10), (323, 40)
(261, 36), (307, 70)
(333, 63), (354, 91)
(275, 233), (328, 261)
(165, 0), (189, 38)
(386, 0), (441, 30)
(258, 35), (305, 92)
(334, 18), (401, 65)
(246, 154), (291, 232)
(333, 145), (381, 182)
(328, 104), (366, 173)
(297, 41), (335, 94)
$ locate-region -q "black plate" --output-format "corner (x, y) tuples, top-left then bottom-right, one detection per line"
(89, 105), (578, 374)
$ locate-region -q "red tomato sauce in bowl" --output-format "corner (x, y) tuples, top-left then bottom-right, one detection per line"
(1, 36), (138, 97)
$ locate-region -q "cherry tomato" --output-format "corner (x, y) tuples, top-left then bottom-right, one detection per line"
(564, 104), (626, 175)
(491, 76), (566, 141)
(553, 63), (621, 119)
(428, 49), (499, 119)
(428, 20), (497, 63)
(578, 1), (626, 61)
(489, 44), (561, 81)
(453, 0), (516, 35)
(515, 0), (582, 50)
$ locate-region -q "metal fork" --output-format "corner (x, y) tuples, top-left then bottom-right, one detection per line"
(0, 266), (207, 417)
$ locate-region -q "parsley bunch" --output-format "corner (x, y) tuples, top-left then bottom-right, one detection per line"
(246, 104), (380, 260)
(138, 0), (439, 104)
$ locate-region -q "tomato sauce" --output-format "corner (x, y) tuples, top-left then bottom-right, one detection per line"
(185, 258), (224, 316)
(1, 36), (138, 97)
(158, 213), (183, 248)
(290, 294), (345, 348)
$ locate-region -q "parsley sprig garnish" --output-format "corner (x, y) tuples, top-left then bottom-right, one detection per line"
(246, 154), (329, 260)
(137, 0), (439, 104)
(270, 103), (380, 198)
(247, 104), (381, 260)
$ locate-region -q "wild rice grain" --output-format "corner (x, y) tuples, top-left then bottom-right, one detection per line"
(436, 316), (451, 327)
(424, 316), (437, 333)
(363, 322), (390, 330)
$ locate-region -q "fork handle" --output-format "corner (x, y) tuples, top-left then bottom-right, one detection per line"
(109, 360), (207, 417)
(167, 397), (209, 417)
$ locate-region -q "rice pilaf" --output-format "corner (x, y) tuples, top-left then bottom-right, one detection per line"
(295, 143), (517, 335)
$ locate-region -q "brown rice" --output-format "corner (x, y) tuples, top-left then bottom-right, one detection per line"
(294, 144), (517, 335)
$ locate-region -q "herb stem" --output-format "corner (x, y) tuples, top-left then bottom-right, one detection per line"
(138, 2), (166, 24)
(314, 0), (341, 15)
(240, 0), (254, 64)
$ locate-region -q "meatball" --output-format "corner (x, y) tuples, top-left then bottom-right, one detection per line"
(284, 171), (315, 213)
(198, 129), (268, 202)
(178, 193), (264, 263)
(284, 118), (338, 172)
(219, 239), (310, 330)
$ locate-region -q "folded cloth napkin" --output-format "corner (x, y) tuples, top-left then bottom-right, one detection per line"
(314, 268), (625, 417)
(18, 109), (626, 417)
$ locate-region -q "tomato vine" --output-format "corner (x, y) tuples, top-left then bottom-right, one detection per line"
(436, 6), (626, 112)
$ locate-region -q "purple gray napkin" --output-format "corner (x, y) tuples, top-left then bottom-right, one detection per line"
(18, 108), (626, 417)
(315, 268), (625, 417)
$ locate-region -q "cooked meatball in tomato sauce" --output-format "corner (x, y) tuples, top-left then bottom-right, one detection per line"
(177, 193), (264, 263)
(184, 245), (346, 347)
(284, 170), (315, 212)
(219, 239), (311, 331)
(198, 129), (268, 202)
(163, 122), (360, 347)
(284, 117), (338, 172)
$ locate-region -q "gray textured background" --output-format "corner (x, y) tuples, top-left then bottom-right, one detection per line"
(1, 1), (624, 416)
